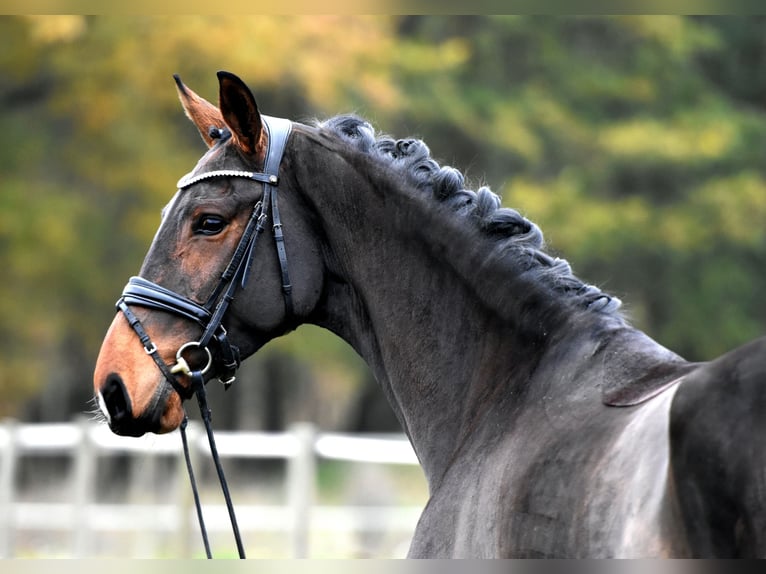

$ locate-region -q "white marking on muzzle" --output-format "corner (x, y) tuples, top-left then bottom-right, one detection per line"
(96, 392), (112, 425)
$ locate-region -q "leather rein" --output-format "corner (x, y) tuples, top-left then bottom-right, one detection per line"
(115, 116), (294, 558)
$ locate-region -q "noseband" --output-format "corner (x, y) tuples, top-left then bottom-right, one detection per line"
(115, 116), (293, 559)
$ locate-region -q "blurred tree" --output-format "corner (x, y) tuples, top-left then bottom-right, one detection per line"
(1, 15), (764, 420)
(388, 16), (766, 360)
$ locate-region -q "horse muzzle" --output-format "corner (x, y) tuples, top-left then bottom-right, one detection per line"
(93, 312), (187, 436)
(97, 371), (174, 436)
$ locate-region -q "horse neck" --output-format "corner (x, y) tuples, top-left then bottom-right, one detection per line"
(318, 219), (521, 487)
(292, 135), (589, 487)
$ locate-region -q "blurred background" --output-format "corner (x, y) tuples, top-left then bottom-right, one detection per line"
(1, 15), (765, 557)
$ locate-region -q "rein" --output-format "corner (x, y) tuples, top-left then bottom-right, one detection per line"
(116, 116), (293, 558)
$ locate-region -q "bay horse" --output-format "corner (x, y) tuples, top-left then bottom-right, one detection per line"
(93, 71), (766, 558)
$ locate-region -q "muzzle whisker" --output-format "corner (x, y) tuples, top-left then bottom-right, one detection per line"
(86, 396), (109, 424)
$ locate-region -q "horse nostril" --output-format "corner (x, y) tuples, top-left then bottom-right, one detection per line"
(100, 373), (133, 424)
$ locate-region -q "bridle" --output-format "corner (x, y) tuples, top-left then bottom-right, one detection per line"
(119, 115), (293, 392)
(115, 116), (293, 558)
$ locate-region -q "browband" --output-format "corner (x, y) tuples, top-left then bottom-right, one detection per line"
(176, 115), (292, 190)
(177, 169), (278, 190)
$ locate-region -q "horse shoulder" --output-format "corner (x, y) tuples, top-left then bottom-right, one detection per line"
(410, 387), (680, 557)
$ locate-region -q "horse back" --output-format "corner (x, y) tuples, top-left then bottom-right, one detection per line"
(670, 335), (766, 557)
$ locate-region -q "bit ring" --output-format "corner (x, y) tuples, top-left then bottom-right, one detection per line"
(170, 341), (213, 376)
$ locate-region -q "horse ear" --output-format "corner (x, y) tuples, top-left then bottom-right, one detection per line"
(173, 74), (226, 149)
(217, 71), (266, 159)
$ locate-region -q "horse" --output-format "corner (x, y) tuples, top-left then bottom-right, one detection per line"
(93, 71), (766, 558)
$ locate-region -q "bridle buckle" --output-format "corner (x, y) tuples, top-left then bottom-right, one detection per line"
(220, 375), (236, 390)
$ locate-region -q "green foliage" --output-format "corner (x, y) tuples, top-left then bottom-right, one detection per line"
(1, 15), (764, 417)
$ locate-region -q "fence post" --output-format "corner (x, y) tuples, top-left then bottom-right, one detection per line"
(0, 419), (18, 558)
(72, 416), (96, 557)
(286, 422), (316, 558)
(129, 447), (159, 557)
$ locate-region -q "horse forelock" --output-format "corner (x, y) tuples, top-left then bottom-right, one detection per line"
(315, 114), (624, 319)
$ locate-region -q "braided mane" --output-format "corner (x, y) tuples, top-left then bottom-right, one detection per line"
(318, 115), (622, 316)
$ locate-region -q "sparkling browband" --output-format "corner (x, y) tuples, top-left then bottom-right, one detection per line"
(177, 169), (278, 190)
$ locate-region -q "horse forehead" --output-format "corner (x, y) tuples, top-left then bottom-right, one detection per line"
(191, 138), (242, 174)
(158, 144), (240, 224)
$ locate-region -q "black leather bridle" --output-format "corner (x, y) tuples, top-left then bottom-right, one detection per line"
(115, 116), (293, 558)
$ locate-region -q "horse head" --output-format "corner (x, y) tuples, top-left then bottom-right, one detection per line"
(93, 72), (324, 436)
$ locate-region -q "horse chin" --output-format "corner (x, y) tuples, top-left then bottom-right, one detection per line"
(104, 392), (184, 437)
(108, 420), (150, 438)
(156, 392), (185, 434)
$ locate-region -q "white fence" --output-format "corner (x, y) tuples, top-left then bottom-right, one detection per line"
(0, 418), (424, 558)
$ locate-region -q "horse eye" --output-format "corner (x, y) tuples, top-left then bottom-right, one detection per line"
(194, 214), (227, 236)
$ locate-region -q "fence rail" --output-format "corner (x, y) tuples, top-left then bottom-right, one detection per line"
(0, 418), (422, 558)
